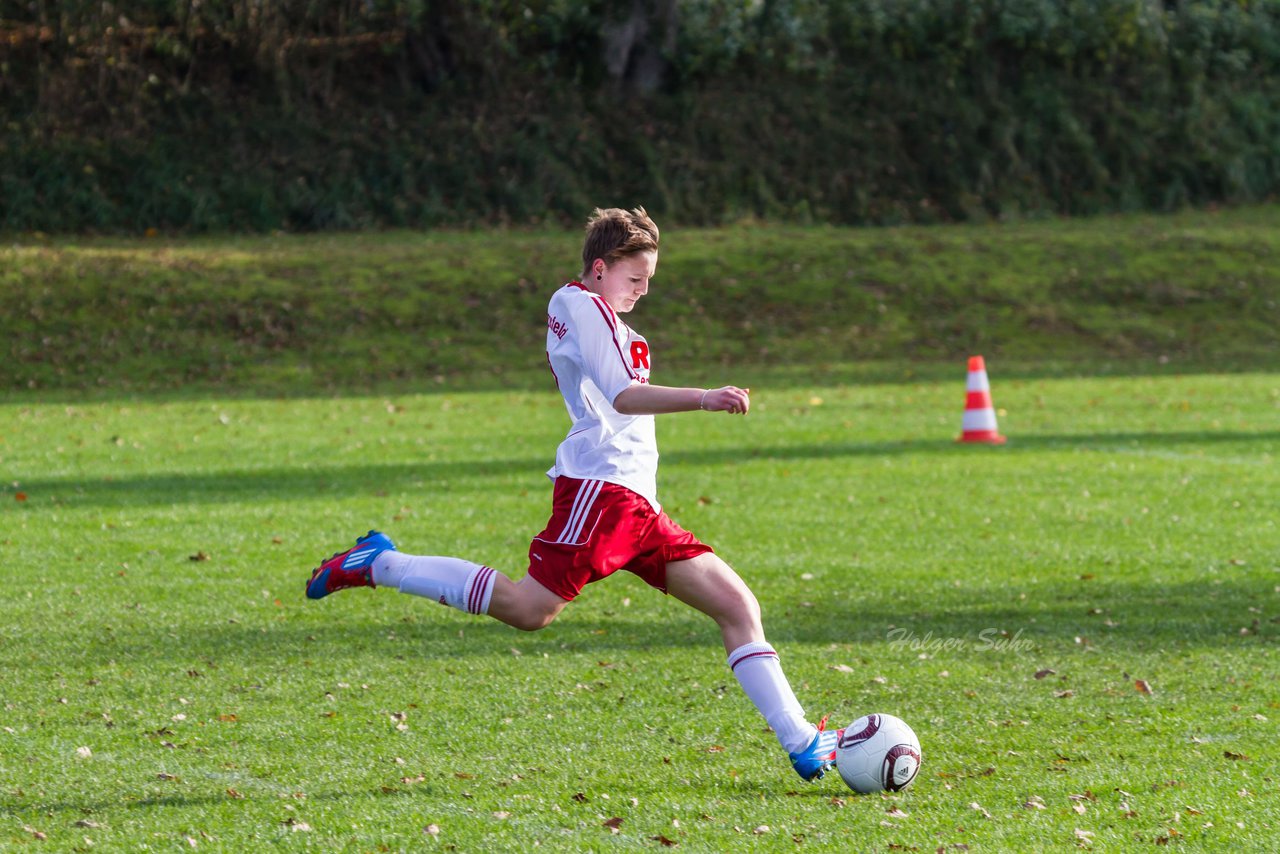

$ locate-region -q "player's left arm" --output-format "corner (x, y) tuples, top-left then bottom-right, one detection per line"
(614, 383), (750, 415)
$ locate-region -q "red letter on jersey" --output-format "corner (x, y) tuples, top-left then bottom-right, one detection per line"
(630, 341), (650, 370)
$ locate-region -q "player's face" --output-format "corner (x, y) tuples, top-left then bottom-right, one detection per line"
(593, 250), (656, 313)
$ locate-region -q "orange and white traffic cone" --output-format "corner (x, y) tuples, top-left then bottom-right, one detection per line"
(958, 355), (1006, 444)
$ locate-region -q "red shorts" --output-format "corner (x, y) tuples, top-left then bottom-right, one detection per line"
(527, 477), (713, 601)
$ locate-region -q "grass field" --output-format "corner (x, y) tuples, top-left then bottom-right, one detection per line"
(5, 205), (1279, 395)
(2, 365), (1276, 850)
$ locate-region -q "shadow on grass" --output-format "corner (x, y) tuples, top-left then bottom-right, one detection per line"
(13, 429), (1276, 509)
(0, 780), (430, 822)
(59, 577), (1273, 671)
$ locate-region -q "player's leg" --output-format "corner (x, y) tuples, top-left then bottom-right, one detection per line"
(666, 552), (837, 781)
(376, 550), (569, 630)
(663, 551), (763, 653)
(306, 530), (567, 631)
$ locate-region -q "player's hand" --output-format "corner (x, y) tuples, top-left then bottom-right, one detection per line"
(701, 386), (750, 415)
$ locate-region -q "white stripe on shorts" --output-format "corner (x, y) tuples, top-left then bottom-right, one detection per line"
(556, 479), (603, 545)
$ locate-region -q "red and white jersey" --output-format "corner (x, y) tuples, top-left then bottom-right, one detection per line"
(545, 282), (659, 509)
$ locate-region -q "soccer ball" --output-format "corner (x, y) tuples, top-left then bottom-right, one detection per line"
(835, 713), (922, 794)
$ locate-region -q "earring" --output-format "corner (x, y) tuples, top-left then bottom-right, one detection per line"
(596, 274), (602, 280)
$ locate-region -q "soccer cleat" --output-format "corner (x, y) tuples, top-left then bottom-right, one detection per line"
(305, 530), (397, 600)
(789, 715), (843, 782)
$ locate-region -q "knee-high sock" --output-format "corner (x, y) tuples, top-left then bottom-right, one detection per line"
(372, 552), (496, 615)
(727, 641), (817, 754)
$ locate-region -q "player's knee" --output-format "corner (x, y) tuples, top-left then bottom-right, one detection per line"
(739, 590), (763, 625)
(720, 586), (762, 630)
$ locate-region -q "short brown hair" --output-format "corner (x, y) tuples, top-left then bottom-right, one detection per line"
(581, 206), (659, 276)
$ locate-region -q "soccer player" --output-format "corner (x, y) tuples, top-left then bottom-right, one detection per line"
(306, 207), (840, 781)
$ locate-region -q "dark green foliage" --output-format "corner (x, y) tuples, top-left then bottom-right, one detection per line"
(1, 1), (1278, 232)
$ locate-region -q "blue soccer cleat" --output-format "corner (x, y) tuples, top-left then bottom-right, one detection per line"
(790, 716), (843, 782)
(306, 530), (397, 600)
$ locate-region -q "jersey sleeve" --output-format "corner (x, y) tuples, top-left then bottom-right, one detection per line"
(570, 295), (639, 405)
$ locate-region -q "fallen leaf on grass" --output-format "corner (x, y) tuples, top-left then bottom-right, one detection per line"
(1134, 680), (1153, 695)
(969, 802), (992, 819)
(74, 820), (103, 829)
(753, 825), (770, 835)
(424, 824), (440, 836)
(828, 664), (855, 673)
(885, 806), (908, 818)
(189, 551), (210, 562)
(1034, 669), (1056, 680)
(1023, 796), (1046, 810)
(603, 817), (624, 833)
(1223, 751), (1250, 761)
(651, 834), (678, 847)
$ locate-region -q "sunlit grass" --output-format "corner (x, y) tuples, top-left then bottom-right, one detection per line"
(2, 368), (1276, 850)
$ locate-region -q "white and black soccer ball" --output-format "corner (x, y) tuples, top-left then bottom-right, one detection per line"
(835, 713), (922, 794)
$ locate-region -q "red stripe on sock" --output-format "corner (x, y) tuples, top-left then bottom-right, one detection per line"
(469, 567), (494, 614)
(729, 650), (779, 671)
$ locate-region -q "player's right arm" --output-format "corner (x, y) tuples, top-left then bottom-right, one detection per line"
(613, 384), (750, 415)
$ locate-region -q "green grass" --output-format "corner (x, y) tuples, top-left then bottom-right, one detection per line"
(3, 204), (1279, 396)
(2, 208), (1277, 849)
(2, 368), (1277, 851)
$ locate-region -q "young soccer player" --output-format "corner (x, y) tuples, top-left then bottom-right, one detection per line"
(305, 206), (840, 781)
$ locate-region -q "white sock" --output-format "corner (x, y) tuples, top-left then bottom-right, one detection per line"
(727, 641), (817, 754)
(372, 552), (497, 615)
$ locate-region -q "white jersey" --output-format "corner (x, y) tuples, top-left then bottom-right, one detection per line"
(545, 282), (659, 510)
